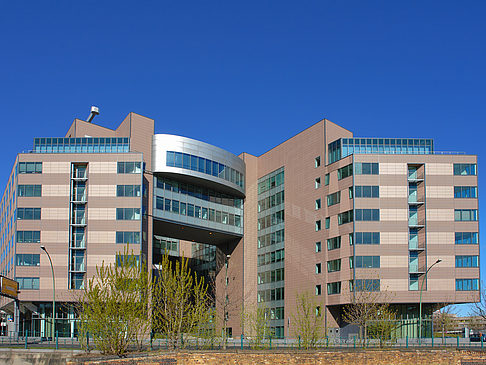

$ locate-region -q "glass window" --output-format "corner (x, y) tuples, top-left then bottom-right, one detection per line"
(355, 162), (379, 175)
(18, 185), (42, 197)
(315, 263), (322, 274)
(453, 163), (477, 176)
(18, 162), (42, 174)
(355, 209), (380, 221)
(327, 236), (341, 251)
(315, 285), (321, 296)
(327, 259), (341, 272)
(327, 192), (340, 206)
(325, 217), (330, 229)
(455, 255), (479, 268)
(355, 279), (380, 292)
(327, 282), (341, 295)
(315, 177), (321, 189)
(315, 220), (321, 231)
(455, 232), (478, 244)
(337, 164), (353, 180)
(315, 199), (321, 210)
(315, 156), (321, 168)
(355, 186), (379, 198)
(338, 210), (353, 225)
(324, 174), (329, 185)
(454, 186), (478, 198)
(315, 241), (322, 252)
(355, 256), (380, 268)
(456, 279), (479, 291)
(355, 232), (380, 245)
(455, 209), (478, 221)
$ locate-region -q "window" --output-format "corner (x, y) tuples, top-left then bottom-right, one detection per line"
(455, 209), (478, 221)
(116, 231), (141, 244)
(327, 282), (341, 295)
(116, 254), (140, 267)
(117, 161), (141, 174)
(327, 236), (341, 250)
(348, 187), (353, 199)
(71, 273), (85, 290)
(409, 274), (419, 291)
(454, 163), (477, 176)
(116, 185), (141, 197)
(455, 232), (478, 244)
(355, 232), (380, 245)
(315, 306), (321, 317)
(315, 285), (321, 296)
(315, 156), (321, 168)
(349, 233), (354, 245)
(315, 220), (321, 231)
(315, 263), (322, 274)
(327, 192), (341, 206)
(337, 164), (353, 180)
(327, 259), (341, 272)
(315, 199), (321, 210)
(355, 256), (380, 268)
(456, 279), (479, 291)
(325, 217), (330, 229)
(315, 177), (321, 189)
(315, 241), (322, 252)
(17, 208), (41, 220)
(355, 209), (380, 221)
(18, 162), (42, 174)
(355, 162), (379, 175)
(17, 231), (40, 243)
(116, 208), (141, 220)
(18, 185), (42, 197)
(454, 186), (477, 198)
(324, 174), (330, 186)
(16, 254), (40, 266)
(455, 255), (479, 268)
(16, 277), (40, 290)
(354, 279), (380, 292)
(349, 256), (354, 269)
(354, 186), (379, 198)
(338, 210), (353, 225)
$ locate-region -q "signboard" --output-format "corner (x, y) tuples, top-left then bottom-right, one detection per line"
(0, 276), (18, 299)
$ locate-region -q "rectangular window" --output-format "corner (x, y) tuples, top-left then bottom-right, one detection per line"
(325, 217), (330, 229)
(454, 163), (477, 176)
(315, 177), (321, 189)
(354, 279), (380, 292)
(327, 259), (341, 272)
(315, 263), (322, 274)
(315, 220), (321, 231)
(348, 187), (353, 199)
(16, 254), (40, 266)
(327, 191), (341, 206)
(315, 241), (322, 252)
(355, 162), (379, 175)
(17, 208), (41, 220)
(456, 279), (479, 291)
(18, 162), (42, 174)
(324, 174), (330, 186)
(315, 156), (321, 168)
(16, 277), (40, 290)
(455, 255), (479, 268)
(315, 285), (321, 296)
(16, 231), (41, 243)
(338, 210), (353, 225)
(349, 233), (354, 245)
(355, 209), (380, 221)
(116, 208), (141, 220)
(355, 256), (380, 268)
(116, 231), (141, 244)
(354, 186), (379, 198)
(315, 199), (321, 210)
(117, 161), (141, 174)
(355, 232), (380, 245)
(116, 185), (141, 197)
(337, 164), (353, 180)
(454, 209), (478, 221)
(455, 232), (479, 244)
(454, 186), (478, 198)
(409, 274), (419, 291)
(18, 185), (42, 197)
(327, 236), (341, 251)
(327, 282), (341, 295)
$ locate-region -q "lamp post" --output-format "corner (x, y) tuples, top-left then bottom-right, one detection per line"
(40, 246), (55, 339)
(223, 254), (230, 349)
(419, 258), (441, 343)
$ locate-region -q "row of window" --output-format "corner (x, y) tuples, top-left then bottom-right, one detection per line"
(258, 170), (284, 194)
(455, 232), (478, 244)
(257, 268), (285, 284)
(156, 177), (243, 208)
(17, 208), (41, 220)
(355, 185), (379, 198)
(18, 162), (42, 174)
(116, 185), (141, 197)
(117, 161), (142, 174)
(258, 210), (284, 230)
(116, 231), (141, 244)
(166, 151), (244, 188)
(258, 191), (284, 212)
(16, 254), (40, 266)
(17, 231), (41, 243)
(16, 277), (40, 290)
(257, 249), (285, 266)
(455, 209), (478, 222)
(156, 197), (242, 227)
(454, 186), (478, 199)
(18, 185), (42, 197)
(351, 255), (380, 269)
(355, 232), (380, 245)
(356, 209), (380, 221)
(456, 279), (479, 291)
(454, 164), (477, 176)
(258, 229), (285, 248)
(257, 287), (285, 303)
(455, 255), (479, 268)
(116, 208), (141, 220)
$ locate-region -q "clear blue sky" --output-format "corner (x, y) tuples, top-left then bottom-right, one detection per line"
(1, 1), (484, 312)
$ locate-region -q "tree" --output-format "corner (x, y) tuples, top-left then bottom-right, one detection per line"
(292, 291), (325, 349)
(471, 284), (486, 322)
(367, 305), (399, 347)
(241, 303), (274, 349)
(433, 304), (456, 344)
(77, 246), (151, 356)
(151, 253), (211, 349)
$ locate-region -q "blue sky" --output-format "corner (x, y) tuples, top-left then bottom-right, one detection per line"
(0, 1), (484, 312)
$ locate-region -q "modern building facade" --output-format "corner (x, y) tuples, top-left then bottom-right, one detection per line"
(0, 111), (479, 339)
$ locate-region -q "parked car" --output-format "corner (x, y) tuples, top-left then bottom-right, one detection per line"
(469, 333), (486, 342)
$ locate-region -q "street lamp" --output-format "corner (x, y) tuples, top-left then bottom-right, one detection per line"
(40, 246), (56, 338)
(419, 258), (441, 343)
(223, 254), (230, 349)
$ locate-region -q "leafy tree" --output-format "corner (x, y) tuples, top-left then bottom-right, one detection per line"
(77, 246), (151, 356)
(152, 253), (211, 349)
(241, 303), (274, 349)
(367, 305), (399, 347)
(292, 291), (325, 349)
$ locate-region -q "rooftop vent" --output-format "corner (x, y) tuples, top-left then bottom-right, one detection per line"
(86, 106), (99, 123)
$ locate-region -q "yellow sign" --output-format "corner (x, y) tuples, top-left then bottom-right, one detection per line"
(0, 276), (18, 299)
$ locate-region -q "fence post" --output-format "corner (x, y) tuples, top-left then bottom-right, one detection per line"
(353, 336), (356, 349)
(150, 331), (153, 351)
(481, 335), (483, 349)
(326, 336), (329, 348)
(241, 334), (243, 350)
(87, 331), (89, 352)
(406, 335), (408, 349)
(457, 336), (459, 348)
(298, 335), (301, 349)
(431, 335), (433, 348)
(56, 330), (58, 350)
(269, 335), (272, 350)
(25, 329), (28, 349)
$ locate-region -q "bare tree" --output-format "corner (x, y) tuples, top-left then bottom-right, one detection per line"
(292, 291), (325, 349)
(471, 285), (486, 322)
(367, 305), (399, 347)
(433, 304), (456, 344)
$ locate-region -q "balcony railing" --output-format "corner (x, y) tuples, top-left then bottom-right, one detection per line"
(408, 195), (425, 205)
(71, 216), (86, 225)
(408, 218), (425, 228)
(408, 241), (426, 250)
(409, 263), (426, 274)
(70, 263), (86, 272)
(408, 172), (424, 182)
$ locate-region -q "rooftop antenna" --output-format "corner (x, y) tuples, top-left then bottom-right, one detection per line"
(86, 106), (99, 123)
